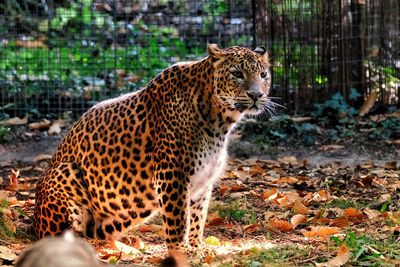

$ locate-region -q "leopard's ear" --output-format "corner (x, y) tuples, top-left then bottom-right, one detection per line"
(254, 46), (268, 56)
(254, 46), (269, 62)
(207, 44), (225, 60)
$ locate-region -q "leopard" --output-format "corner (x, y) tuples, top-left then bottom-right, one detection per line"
(33, 44), (272, 256)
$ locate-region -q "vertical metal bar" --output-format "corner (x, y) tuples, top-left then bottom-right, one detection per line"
(251, 0), (257, 49)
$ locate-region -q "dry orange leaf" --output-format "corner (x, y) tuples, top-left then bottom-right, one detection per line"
(204, 254), (214, 264)
(313, 190), (330, 202)
(260, 188), (279, 200)
(8, 170), (19, 187)
(28, 119), (51, 130)
(278, 156), (299, 166)
(268, 218), (294, 232)
(292, 200), (309, 215)
(303, 226), (339, 238)
(272, 176), (299, 184)
(325, 243), (350, 267)
(344, 207), (364, 219)
(291, 214), (307, 229)
(219, 185), (246, 196)
(243, 223), (261, 234)
(330, 217), (349, 228)
(249, 165), (266, 176)
(0, 114), (28, 126)
(206, 217), (226, 227)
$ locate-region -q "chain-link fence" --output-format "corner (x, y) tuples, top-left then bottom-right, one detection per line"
(0, 0), (399, 119)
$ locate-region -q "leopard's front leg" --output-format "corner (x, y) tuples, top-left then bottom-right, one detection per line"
(154, 169), (190, 252)
(187, 185), (213, 249)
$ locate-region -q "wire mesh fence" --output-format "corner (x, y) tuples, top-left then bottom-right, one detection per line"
(0, 0), (399, 119)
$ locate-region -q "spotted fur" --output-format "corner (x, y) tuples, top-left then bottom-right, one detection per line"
(33, 44), (271, 254)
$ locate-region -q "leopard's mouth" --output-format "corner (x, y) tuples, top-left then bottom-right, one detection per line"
(234, 101), (263, 113)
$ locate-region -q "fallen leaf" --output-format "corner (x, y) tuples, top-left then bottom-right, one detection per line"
(275, 191), (300, 209)
(383, 161), (399, 170)
(359, 92), (377, 116)
(318, 144), (345, 151)
(292, 200), (309, 215)
(243, 223), (261, 234)
(204, 236), (221, 246)
(278, 156), (299, 166)
(386, 139), (400, 145)
(7, 170), (34, 191)
(8, 169), (20, 187)
(363, 207), (381, 219)
(114, 240), (141, 254)
(343, 207), (364, 219)
(291, 116), (312, 123)
(322, 243), (350, 267)
(267, 218), (294, 232)
(260, 188), (279, 200)
(272, 176), (299, 185)
(291, 214), (307, 228)
(204, 254), (214, 264)
(206, 217), (226, 227)
(29, 119), (51, 130)
(48, 122), (62, 135)
(0, 114), (28, 125)
(302, 226), (339, 239)
(219, 185), (246, 196)
(359, 176), (374, 187)
(312, 190), (330, 202)
(330, 217), (349, 228)
(2, 211), (17, 233)
(33, 154), (53, 162)
(249, 165), (266, 176)
(0, 245), (18, 262)
(377, 194), (391, 203)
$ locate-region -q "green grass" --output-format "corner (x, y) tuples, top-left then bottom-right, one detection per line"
(216, 245), (314, 267)
(332, 232), (400, 266)
(325, 198), (365, 209)
(213, 201), (257, 224)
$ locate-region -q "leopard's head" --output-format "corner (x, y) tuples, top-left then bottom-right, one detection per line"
(208, 44), (272, 116)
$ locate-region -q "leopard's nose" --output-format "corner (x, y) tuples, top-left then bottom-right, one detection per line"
(246, 91), (263, 101)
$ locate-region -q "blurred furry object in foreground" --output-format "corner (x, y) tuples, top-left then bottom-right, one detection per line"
(15, 231), (103, 267)
(15, 231), (187, 267)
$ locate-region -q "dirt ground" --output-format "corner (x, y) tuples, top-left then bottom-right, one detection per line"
(0, 123), (399, 266)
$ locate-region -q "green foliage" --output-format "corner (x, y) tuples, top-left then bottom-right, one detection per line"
(325, 198), (364, 209)
(204, 0), (228, 17)
(50, 0), (109, 30)
(240, 116), (318, 146)
(249, 246), (313, 266)
(1, 199), (9, 208)
(216, 202), (257, 224)
(313, 92), (357, 119)
(271, 0), (316, 20)
(203, 0), (228, 34)
(0, 125), (10, 143)
(332, 232), (400, 266)
(217, 246), (313, 267)
(367, 118), (400, 140)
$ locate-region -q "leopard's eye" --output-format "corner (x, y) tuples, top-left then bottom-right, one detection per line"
(231, 70), (244, 79)
(260, 71), (270, 79)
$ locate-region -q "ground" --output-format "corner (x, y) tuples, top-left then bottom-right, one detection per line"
(0, 114), (399, 266)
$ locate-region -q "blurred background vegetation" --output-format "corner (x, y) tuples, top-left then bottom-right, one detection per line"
(0, 0), (399, 120)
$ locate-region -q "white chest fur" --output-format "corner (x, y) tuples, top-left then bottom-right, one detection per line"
(190, 142), (228, 201)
